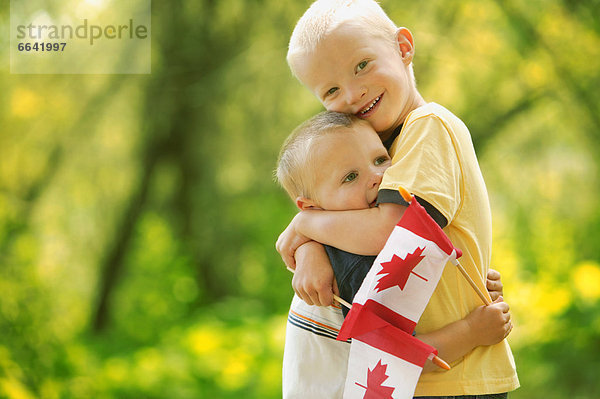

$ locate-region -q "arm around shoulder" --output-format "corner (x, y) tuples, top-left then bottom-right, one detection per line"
(294, 202), (406, 255)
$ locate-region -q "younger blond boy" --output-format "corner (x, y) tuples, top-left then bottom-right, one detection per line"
(277, 111), (512, 398)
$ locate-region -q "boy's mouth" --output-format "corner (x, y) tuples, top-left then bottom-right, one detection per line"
(357, 94), (382, 117)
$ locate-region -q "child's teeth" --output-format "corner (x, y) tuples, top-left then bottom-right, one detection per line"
(361, 96), (380, 114)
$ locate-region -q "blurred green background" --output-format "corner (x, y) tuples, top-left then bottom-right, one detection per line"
(1, 0), (599, 398)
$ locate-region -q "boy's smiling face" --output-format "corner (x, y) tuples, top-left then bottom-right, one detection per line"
(298, 122), (391, 211)
(293, 24), (423, 141)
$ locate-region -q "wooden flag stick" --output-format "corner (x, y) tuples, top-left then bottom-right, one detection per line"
(286, 267), (451, 370)
(453, 260), (491, 306)
(333, 295), (352, 309)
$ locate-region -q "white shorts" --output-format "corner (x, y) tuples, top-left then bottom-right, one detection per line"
(282, 294), (350, 399)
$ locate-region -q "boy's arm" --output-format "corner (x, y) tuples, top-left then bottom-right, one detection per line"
(292, 240), (339, 307)
(418, 297), (513, 373)
(276, 203), (405, 270)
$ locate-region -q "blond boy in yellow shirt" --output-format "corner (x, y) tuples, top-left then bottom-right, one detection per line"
(276, 0), (519, 396)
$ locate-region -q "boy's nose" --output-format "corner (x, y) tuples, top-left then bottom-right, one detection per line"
(345, 86), (367, 106)
(370, 170), (383, 188)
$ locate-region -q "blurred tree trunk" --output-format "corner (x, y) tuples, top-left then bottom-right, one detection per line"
(92, 140), (161, 332)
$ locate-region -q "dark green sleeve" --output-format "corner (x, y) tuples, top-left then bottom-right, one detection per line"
(377, 190), (448, 228)
(324, 245), (376, 317)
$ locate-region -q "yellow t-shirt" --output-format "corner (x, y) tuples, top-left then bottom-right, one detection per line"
(379, 103), (519, 396)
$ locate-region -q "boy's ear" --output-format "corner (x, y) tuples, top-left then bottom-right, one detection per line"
(296, 196), (320, 211)
(396, 27), (415, 65)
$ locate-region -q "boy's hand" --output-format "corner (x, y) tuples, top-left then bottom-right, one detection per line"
(292, 241), (337, 306)
(465, 296), (513, 347)
(486, 268), (504, 301)
(276, 213), (311, 270)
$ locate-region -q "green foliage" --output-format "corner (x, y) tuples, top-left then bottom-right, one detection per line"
(1, 0), (600, 398)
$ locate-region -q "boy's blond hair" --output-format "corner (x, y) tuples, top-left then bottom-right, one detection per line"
(276, 111), (362, 201)
(287, 0), (399, 78)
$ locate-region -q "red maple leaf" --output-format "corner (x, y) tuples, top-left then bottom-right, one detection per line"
(355, 360), (395, 398)
(374, 247), (427, 292)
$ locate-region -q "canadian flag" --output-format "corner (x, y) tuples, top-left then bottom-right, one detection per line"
(343, 314), (437, 399)
(339, 195), (462, 398)
(338, 197), (462, 341)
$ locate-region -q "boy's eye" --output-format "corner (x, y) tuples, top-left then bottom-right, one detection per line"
(326, 87), (338, 96)
(374, 156), (390, 166)
(356, 60), (369, 73)
(343, 172), (358, 183)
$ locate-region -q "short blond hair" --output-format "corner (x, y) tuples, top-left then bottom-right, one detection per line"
(276, 111), (363, 200)
(287, 0), (399, 78)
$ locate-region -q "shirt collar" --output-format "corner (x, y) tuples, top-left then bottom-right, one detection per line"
(382, 124), (403, 151)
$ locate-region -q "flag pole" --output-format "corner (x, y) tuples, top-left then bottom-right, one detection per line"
(398, 187), (491, 306)
(452, 260), (491, 306)
(286, 267), (451, 370)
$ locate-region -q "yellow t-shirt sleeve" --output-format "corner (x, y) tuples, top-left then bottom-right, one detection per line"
(380, 113), (463, 224)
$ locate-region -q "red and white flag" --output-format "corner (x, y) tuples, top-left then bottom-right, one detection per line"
(343, 316), (437, 399)
(338, 197), (462, 341)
